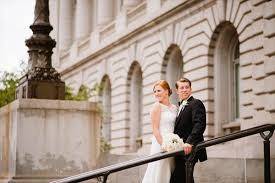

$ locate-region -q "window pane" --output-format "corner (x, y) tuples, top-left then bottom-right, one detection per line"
(235, 61), (240, 118)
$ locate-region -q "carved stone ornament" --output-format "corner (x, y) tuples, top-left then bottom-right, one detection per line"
(27, 67), (62, 82)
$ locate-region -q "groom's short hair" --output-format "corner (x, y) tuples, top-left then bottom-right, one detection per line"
(175, 78), (192, 89)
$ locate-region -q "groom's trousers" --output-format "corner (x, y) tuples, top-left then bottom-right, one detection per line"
(170, 156), (196, 183)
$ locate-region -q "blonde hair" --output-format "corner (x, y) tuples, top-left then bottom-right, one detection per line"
(175, 78), (191, 89)
(153, 80), (172, 96)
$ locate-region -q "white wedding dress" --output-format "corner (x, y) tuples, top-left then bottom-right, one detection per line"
(142, 103), (177, 183)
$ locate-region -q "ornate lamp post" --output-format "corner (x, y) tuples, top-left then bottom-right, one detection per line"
(16, 0), (65, 99)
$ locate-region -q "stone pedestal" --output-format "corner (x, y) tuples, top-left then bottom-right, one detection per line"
(16, 71), (65, 100)
(0, 99), (101, 183)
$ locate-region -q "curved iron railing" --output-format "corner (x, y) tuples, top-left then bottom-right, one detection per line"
(50, 124), (275, 183)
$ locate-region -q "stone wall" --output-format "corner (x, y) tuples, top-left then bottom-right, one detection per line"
(51, 0), (275, 155)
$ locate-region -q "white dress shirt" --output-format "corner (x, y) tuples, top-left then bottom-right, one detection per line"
(177, 96), (191, 116)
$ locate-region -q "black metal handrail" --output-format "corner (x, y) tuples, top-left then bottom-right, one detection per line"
(50, 124), (275, 183)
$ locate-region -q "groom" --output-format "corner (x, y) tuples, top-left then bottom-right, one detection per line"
(170, 78), (207, 183)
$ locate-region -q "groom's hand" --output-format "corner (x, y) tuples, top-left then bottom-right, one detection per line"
(183, 143), (192, 155)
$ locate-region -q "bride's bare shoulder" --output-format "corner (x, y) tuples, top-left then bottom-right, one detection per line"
(152, 102), (161, 108)
(150, 102), (161, 113)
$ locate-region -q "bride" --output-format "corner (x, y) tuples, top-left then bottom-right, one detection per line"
(142, 80), (178, 183)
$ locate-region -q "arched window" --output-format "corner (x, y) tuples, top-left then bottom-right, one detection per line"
(232, 44), (240, 120)
(100, 76), (112, 141)
(162, 45), (183, 105)
(128, 62), (143, 152)
(213, 23), (240, 136)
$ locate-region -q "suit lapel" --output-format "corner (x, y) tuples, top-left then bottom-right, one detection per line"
(174, 96), (194, 129)
(174, 113), (181, 129)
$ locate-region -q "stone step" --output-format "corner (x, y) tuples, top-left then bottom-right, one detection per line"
(195, 158), (275, 183)
(95, 153), (275, 183)
(94, 152), (146, 183)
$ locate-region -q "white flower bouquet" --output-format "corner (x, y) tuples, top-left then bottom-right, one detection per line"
(161, 133), (185, 152)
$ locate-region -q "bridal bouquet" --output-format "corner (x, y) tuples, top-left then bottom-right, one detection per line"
(161, 133), (185, 152)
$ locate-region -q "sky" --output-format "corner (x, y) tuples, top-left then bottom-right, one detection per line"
(0, 0), (35, 73)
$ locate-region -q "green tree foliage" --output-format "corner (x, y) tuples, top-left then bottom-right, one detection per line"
(0, 72), (19, 107)
(0, 72), (93, 108)
(65, 84), (91, 101)
(0, 60), (98, 107)
(0, 60), (27, 107)
(100, 137), (112, 152)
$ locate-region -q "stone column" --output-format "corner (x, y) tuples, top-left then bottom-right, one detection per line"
(75, 0), (92, 40)
(59, 0), (73, 50)
(97, 0), (114, 27)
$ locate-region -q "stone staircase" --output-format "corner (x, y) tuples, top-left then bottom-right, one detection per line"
(195, 158), (275, 183)
(93, 153), (275, 183)
(92, 152), (146, 183)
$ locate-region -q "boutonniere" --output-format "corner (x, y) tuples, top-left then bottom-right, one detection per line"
(182, 100), (188, 106)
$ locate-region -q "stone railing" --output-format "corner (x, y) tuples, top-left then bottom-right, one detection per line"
(78, 37), (90, 56)
(99, 21), (116, 41)
(127, 1), (147, 26)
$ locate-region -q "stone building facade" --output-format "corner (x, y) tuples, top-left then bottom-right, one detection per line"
(49, 0), (275, 158)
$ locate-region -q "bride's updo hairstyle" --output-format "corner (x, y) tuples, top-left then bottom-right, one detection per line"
(153, 80), (172, 96)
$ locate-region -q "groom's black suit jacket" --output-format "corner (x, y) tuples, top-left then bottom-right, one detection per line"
(174, 96), (207, 162)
